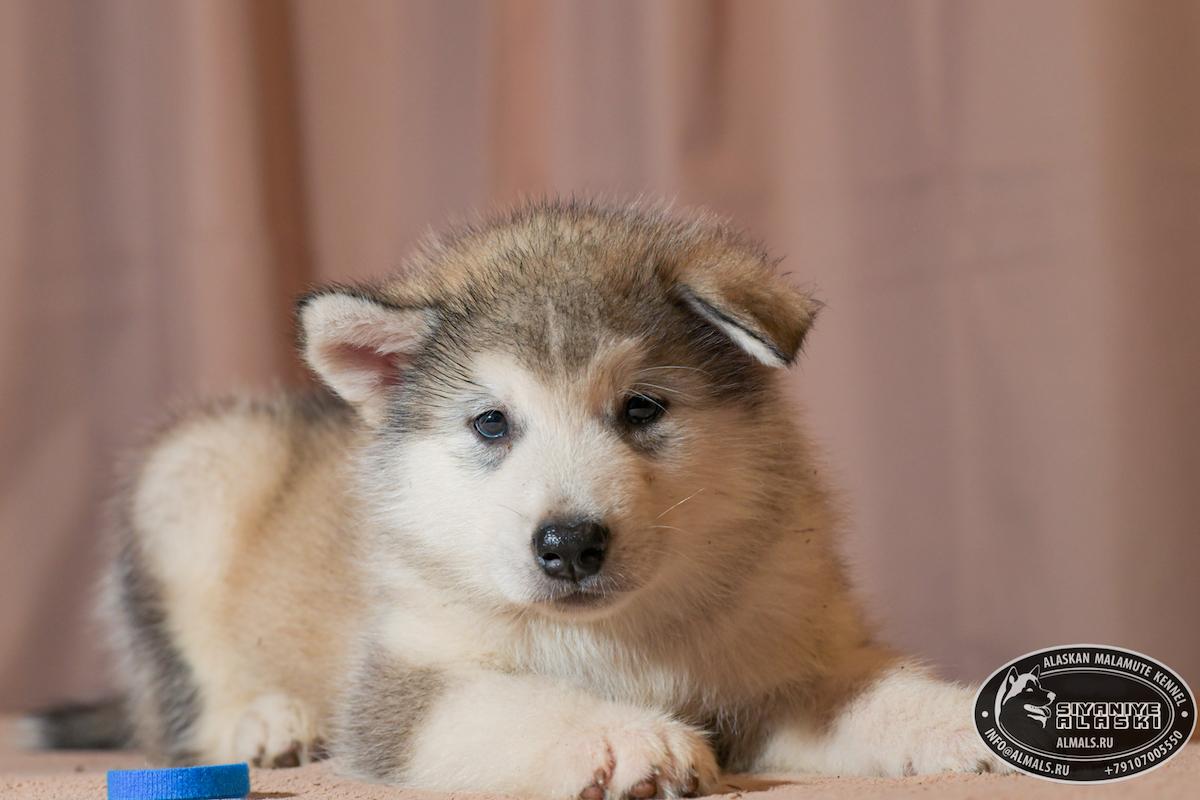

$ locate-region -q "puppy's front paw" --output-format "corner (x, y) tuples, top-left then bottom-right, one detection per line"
(566, 713), (719, 799)
(823, 665), (1016, 777)
(229, 693), (323, 768)
(903, 723), (1012, 776)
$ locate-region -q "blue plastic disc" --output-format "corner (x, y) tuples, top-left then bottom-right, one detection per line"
(107, 763), (250, 800)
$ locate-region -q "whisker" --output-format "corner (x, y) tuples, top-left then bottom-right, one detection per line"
(631, 391), (668, 412)
(646, 524), (689, 534)
(631, 381), (692, 400)
(497, 503), (529, 521)
(655, 487), (706, 519)
(634, 365), (709, 376)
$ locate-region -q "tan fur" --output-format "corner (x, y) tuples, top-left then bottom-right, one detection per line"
(105, 397), (366, 763)
(95, 200), (1005, 794)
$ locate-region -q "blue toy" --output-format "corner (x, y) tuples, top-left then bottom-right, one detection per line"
(106, 763), (250, 800)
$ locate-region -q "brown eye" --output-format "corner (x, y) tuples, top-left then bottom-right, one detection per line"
(473, 410), (509, 439)
(624, 395), (666, 425)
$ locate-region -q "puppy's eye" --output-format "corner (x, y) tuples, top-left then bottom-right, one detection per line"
(624, 395), (666, 425)
(473, 410), (509, 440)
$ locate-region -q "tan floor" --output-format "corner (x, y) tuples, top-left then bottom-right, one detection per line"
(1, 719), (1196, 799)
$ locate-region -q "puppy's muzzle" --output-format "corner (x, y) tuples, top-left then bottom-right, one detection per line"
(532, 519), (609, 581)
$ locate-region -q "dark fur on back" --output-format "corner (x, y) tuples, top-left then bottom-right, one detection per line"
(113, 536), (203, 763)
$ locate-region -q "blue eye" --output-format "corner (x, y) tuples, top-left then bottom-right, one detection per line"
(473, 410), (509, 440)
(624, 395), (666, 425)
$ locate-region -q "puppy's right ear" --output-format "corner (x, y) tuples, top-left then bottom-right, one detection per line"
(297, 288), (435, 425)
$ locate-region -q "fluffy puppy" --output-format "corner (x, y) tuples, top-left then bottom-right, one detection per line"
(32, 201), (1004, 796)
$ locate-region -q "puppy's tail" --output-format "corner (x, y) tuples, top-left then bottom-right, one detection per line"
(18, 697), (131, 750)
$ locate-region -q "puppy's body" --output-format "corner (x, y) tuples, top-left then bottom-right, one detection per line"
(68, 202), (1002, 794)
(107, 392), (364, 764)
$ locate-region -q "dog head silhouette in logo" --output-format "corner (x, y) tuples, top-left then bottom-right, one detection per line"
(995, 665), (1056, 728)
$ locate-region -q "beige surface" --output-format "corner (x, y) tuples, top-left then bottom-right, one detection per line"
(1, 720), (1198, 800)
(2, 0), (1200, 712)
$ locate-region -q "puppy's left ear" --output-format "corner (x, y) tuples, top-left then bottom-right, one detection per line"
(676, 259), (821, 368)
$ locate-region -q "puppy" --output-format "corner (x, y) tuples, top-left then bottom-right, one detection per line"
(31, 201), (1005, 795)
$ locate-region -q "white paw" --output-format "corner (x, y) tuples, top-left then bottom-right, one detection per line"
(904, 724), (1012, 775)
(558, 713), (719, 799)
(824, 666), (1016, 777)
(229, 693), (323, 768)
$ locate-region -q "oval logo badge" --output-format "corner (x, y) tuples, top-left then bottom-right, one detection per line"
(974, 645), (1195, 782)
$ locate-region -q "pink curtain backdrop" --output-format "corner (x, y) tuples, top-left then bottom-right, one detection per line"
(1, 0), (1198, 711)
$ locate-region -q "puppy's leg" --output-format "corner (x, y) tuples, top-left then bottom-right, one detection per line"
(227, 693), (322, 768)
(338, 652), (719, 798)
(755, 658), (1008, 776)
(116, 407), (342, 767)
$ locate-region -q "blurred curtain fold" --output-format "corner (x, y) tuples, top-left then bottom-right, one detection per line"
(1, 0), (1198, 709)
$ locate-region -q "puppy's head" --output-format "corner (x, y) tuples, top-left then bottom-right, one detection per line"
(298, 202), (820, 619)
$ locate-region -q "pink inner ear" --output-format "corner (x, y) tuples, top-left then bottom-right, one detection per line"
(331, 342), (404, 388)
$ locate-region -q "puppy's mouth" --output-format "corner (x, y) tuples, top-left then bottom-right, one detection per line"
(532, 576), (628, 613)
(550, 589), (611, 608)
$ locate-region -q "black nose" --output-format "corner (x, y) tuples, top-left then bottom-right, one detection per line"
(533, 520), (610, 581)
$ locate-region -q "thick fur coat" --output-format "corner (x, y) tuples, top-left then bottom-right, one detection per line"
(37, 201), (1005, 797)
